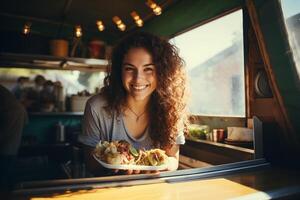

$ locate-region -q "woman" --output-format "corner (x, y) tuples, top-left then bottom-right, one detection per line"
(79, 32), (189, 175)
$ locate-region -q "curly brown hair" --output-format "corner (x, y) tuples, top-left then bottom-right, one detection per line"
(101, 32), (189, 150)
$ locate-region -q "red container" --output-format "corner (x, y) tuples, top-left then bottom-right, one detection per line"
(212, 129), (225, 142)
(88, 40), (105, 59)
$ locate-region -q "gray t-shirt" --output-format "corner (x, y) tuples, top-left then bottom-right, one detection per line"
(79, 94), (185, 150)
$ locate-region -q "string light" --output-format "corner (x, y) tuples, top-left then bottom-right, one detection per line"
(146, 0), (162, 15)
(153, 6), (162, 15)
(130, 11), (143, 27)
(112, 16), (126, 31)
(75, 25), (82, 37)
(96, 20), (105, 31)
(23, 22), (31, 35)
(24, 4), (162, 35)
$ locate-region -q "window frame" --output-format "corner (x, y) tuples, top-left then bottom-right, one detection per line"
(12, 7), (270, 193)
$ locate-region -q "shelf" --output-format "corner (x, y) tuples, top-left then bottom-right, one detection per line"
(186, 138), (254, 153)
(29, 112), (84, 116)
(0, 52), (108, 72)
(181, 139), (254, 165)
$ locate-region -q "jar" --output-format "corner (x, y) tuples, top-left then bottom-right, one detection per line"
(88, 40), (105, 59)
(212, 129), (225, 142)
(56, 122), (65, 143)
(50, 39), (69, 57)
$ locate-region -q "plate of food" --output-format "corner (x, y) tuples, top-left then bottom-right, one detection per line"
(93, 140), (169, 171)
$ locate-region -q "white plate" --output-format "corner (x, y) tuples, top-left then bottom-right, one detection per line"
(93, 154), (168, 171)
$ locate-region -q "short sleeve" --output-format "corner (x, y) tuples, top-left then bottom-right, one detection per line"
(175, 131), (185, 145)
(78, 100), (101, 147)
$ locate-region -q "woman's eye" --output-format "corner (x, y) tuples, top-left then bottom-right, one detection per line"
(124, 67), (134, 72)
(144, 68), (154, 73)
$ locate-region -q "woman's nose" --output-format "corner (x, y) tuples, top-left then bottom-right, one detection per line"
(134, 69), (145, 80)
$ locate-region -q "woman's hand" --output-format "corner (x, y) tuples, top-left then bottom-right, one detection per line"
(166, 157), (179, 171)
(165, 144), (180, 171)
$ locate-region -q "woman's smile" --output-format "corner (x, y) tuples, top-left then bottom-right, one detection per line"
(131, 84), (150, 91)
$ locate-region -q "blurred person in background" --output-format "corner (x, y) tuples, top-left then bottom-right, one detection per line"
(40, 80), (56, 112)
(11, 76), (29, 100)
(0, 84), (28, 190)
(25, 75), (46, 112)
(34, 75), (46, 92)
(53, 81), (64, 111)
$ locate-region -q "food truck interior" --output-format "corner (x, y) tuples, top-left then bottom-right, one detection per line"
(0, 0), (300, 199)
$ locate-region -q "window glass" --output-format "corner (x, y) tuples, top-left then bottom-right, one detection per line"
(170, 10), (245, 117)
(281, 0), (300, 79)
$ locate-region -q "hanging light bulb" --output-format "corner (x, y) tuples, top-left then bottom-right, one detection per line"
(118, 23), (126, 31)
(146, 0), (156, 9)
(113, 16), (126, 31)
(75, 25), (82, 37)
(23, 22), (31, 35)
(146, 0), (162, 15)
(153, 5), (162, 15)
(130, 11), (144, 27)
(131, 11), (140, 21)
(96, 20), (105, 31)
(135, 19), (143, 27)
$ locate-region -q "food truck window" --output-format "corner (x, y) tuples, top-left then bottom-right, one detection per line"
(280, 0), (300, 80)
(170, 9), (245, 117)
(0, 9), (258, 187)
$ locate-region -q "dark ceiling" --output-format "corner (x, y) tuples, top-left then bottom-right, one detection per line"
(0, 0), (178, 43)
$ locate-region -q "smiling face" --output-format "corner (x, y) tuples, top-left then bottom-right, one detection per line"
(122, 47), (157, 103)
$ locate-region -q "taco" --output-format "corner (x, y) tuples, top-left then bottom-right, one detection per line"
(94, 140), (168, 166)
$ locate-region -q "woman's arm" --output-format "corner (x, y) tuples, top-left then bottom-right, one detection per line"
(165, 144), (180, 171)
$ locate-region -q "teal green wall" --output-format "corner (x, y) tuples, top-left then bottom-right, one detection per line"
(141, 0), (245, 37)
(23, 114), (82, 144)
